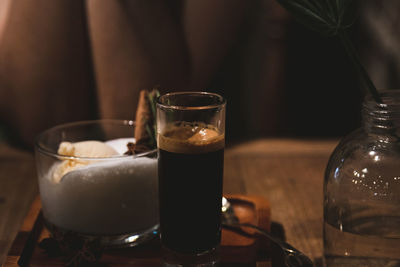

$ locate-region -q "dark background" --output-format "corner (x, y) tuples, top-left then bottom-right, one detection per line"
(0, 0), (399, 148)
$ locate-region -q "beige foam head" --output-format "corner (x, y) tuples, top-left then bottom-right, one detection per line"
(158, 122), (224, 154)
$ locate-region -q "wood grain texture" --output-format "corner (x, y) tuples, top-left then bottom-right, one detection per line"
(225, 138), (338, 262)
(0, 144), (38, 265)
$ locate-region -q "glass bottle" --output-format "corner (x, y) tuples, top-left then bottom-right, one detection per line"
(324, 90), (400, 266)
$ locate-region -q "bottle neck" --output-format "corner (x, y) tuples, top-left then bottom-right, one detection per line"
(362, 90), (400, 137)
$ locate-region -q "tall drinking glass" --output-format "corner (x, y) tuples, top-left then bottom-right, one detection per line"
(157, 92), (226, 266)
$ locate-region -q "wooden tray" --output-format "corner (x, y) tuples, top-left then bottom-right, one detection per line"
(5, 195), (273, 267)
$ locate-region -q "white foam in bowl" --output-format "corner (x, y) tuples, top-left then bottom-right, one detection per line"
(39, 138), (158, 235)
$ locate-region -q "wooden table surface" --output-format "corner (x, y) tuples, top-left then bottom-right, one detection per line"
(0, 138), (338, 266)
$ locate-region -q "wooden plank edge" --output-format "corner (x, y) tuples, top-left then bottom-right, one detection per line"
(5, 196), (42, 267)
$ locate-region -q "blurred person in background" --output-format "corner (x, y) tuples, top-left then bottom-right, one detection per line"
(0, 0), (278, 149)
(0, 0), (398, 150)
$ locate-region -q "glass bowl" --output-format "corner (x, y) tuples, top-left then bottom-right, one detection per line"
(34, 120), (158, 247)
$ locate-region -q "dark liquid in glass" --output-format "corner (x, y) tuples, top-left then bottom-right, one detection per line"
(158, 124), (224, 254)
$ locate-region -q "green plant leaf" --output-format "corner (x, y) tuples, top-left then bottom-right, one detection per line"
(146, 89), (160, 149)
(277, 0), (354, 36)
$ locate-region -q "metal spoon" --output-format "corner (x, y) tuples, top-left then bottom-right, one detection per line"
(221, 197), (314, 267)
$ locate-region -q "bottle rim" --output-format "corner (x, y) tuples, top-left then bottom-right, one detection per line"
(363, 90), (400, 117)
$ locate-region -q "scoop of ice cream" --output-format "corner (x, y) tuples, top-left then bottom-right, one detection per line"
(52, 160), (87, 184)
(58, 141), (118, 158)
(53, 141), (119, 183)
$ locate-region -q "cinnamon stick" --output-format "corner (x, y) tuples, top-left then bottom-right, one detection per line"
(133, 90), (158, 153)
